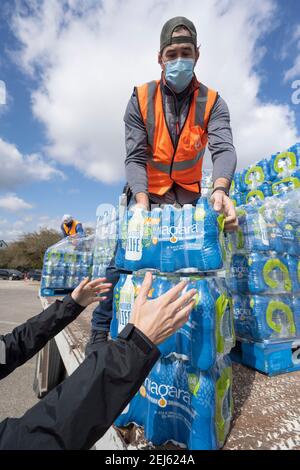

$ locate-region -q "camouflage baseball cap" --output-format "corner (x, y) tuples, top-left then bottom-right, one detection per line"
(160, 16), (197, 53)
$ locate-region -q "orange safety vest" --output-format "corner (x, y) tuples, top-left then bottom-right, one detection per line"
(63, 219), (80, 236)
(136, 80), (218, 196)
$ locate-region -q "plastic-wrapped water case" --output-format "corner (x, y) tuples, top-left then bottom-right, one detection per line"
(271, 169), (300, 196)
(41, 234), (95, 295)
(269, 144), (300, 181)
(115, 198), (225, 273)
(115, 356), (233, 450)
(229, 192), (300, 256)
(111, 274), (235, 370)
(92, 203), (118, 279)
(233, 294), (300, 342)
(240, 159), (271, 191)
(231, 338), (300, 376)
(228, 252), (299, 295)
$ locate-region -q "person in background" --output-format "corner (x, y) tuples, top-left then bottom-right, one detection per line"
(87, 16), (238, 351)
(61, 214), (85, 238)
(0, 273), (196, 449)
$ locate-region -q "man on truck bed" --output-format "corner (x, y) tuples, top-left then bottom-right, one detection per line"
(0, 274), (196, 450)
(61, 214), (85, 238)
(88, 16), (238, 351)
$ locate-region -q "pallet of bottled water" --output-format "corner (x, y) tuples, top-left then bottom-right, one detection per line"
(227, 184), (300, 374)
(111, 273), (235, 449)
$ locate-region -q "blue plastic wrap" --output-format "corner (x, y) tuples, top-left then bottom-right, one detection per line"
(115, 356), (233, 450)
(111, 274), (235, 369)
(233, 294), (300, 342)
(229, 252), (296, 295)
(115, 198), (225, 273)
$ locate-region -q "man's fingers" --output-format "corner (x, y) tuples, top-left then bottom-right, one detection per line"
(160, 280), (188, 305)
(171, 288), (197, 311)
(138, 272), (153, 300)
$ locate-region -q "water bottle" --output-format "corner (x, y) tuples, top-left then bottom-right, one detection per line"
(228, 253), (250, 294)
(148, 275), (175, 356)
(144, 206), (162, 270)
(178, 278), (216, 370)
(281, 221), (297, 256)
(261, 205), (284, 253)
(287, 255), (300, 293)
(189, 357), (233, 450)
(160, 205), (181, 272)
(238, 205), (269, 252)
(195, 198), (224, 271)
(111, 274), (128, 339)
(117, 275), (135, 333)
(213, 278), (235, 355)
(41, 274), (52, 289)
(143, 357), (192, 448)
(124, 207), (147, 271)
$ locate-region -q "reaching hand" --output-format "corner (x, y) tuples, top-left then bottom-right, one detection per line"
(211, 191), (238, 232)
(71, 277), (112, 308)
(130, 272), (197, 345)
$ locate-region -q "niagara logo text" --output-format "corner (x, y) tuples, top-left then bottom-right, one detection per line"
(144, 377), (191, 407)
(161, 223), (199, 242)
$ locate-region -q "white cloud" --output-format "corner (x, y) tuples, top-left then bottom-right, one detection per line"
(0, 80), (6, 105)
(11, 0), (300, 176)
(0, 137), (64, 190)
(284, 25), (300, 82)
(0, 193), (33, 212)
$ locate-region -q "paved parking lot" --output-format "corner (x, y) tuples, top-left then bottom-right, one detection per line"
(0, 280), (41, 422)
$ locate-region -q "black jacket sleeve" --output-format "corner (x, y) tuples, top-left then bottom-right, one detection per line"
(0, 324), (160, 450)
(0, 295), (85, 380)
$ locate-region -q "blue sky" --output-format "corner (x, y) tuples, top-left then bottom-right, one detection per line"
(0, 0), (299, 241)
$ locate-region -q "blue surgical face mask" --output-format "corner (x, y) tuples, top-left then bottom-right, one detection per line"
(164, 58), (195, 93)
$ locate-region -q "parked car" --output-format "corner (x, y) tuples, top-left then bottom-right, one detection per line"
(0, 269), (10, 280)
(0, 269), (24, 280)
(27, 269), (42, 281)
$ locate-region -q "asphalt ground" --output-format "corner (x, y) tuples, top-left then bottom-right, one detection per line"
(0, 280), (41, 422)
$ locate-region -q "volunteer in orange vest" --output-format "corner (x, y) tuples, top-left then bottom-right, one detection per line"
(61, 214), (85, 238)
(87, 16), (238, 352)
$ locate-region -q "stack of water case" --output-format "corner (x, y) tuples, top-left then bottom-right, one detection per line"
(111, 197), (235, 450)
(230, 143), (300, 207)
(227, 188), (300, 375)
(40, 234), (95, 296)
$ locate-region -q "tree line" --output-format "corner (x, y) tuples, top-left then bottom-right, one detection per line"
(0, 229), (62, 271)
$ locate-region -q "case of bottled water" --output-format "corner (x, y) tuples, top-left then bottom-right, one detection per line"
(269, 144), (300, 181)
(41, 234), (95, 294)
(115, 356), (233, 450)
(112, 274), (235, 370)
(115, 198), (225, 273)
(233, 294), (300, 342)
